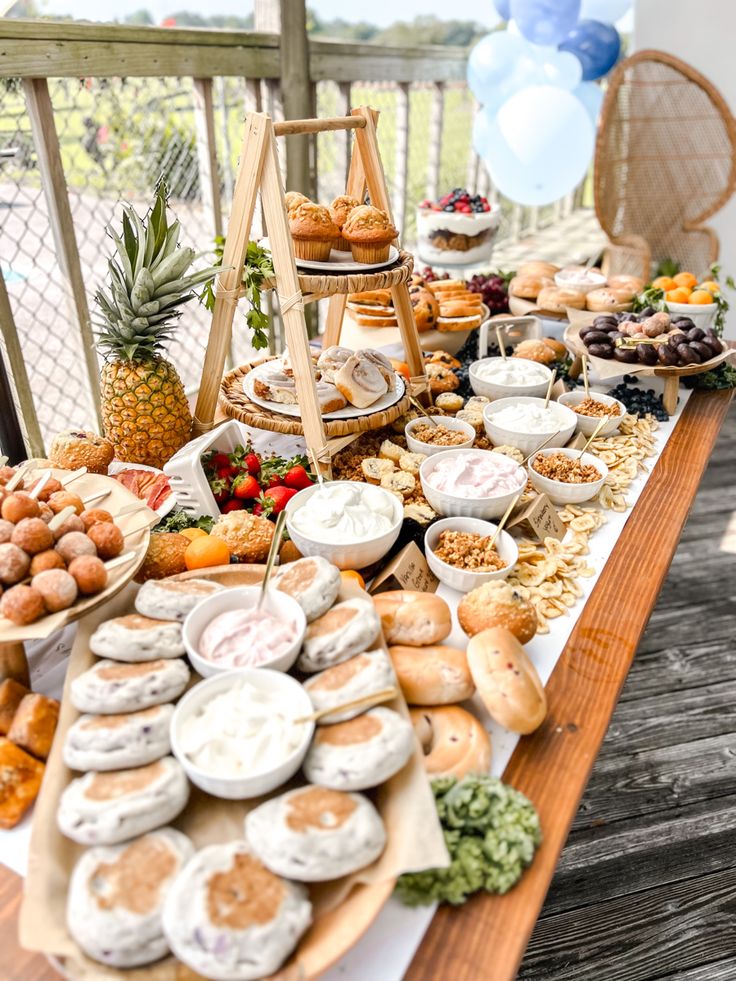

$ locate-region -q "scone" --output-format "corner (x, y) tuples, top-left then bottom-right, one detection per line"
(49, 429), (114, 474)
(0, 678), (30, 735)
(7, 692), (59, 760)
(70, 658), (190, 715)
(272, 556), (341, 623)
(303, 649), (397, 723)
(0, 737), (45, 829)
(162, 840), (311, 981)
(63, 704), (174, 772)
(66, 828), (194, 968)
(245, 785), (386, 881)
(457, 580), (537, 643)
(303, 707), (414, 790)
(57, 757), (189, 845)
(341, 205), (397, 264)
(135, 578), (225, 622)
(288, 202), (340, 262)
(89, 614), (184, 661)
(297, 597), (381, 673)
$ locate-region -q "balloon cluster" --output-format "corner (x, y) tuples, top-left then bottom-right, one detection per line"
(469, 0), (627, 206)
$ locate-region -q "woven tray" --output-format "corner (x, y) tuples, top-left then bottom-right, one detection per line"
(220, 358), (411, 437)
(293, 250), (414, 296)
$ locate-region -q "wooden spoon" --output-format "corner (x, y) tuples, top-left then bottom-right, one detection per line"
(488, 493), (522, 551)
(257, 509), (287, 610)
(543, 369), (557, 409)
(495, 324), (507, 360)
(294, 686), (399, 725)
(578, 417), (607, 459)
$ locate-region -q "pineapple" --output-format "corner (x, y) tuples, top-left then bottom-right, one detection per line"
(95, 183), (218, 468)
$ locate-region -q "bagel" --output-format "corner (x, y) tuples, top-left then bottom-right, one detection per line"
(466, 627), (546, 734)
(606, 274), (645, 294)
(586, 287), (634, 312)
(518, 260), (560, 280)
(373, 591), (451, 647)
(536, 286), (586, 313)
(389, 645), (474, 705)
(410, 705), (491, 780)
(509, 275), (545, 300)
(512, 339), (556, 365)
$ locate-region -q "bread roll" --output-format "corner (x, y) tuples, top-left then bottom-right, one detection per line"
(606, 274), (645, 294)
(389, 645), (474, 705)
(586, 287), (634, 312)
(457, 580), (537, 644)
(373, 591), (451, 647)
(509, 275), (544, 300)
(518, 260), (560, 279)
(537, 286), (586, 313)
(410, 705), (491, 780)
(466, 627), (546, 734)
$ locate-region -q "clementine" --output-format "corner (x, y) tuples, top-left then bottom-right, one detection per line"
(688, 289), (715, 305)
(665, 288), (692, 304)
(673, 271), (697, 290)
(340, 569), (366, 589)
(652, 276), (677, 291)
(390, 359), (411, 382)
(179, 527), (208, 542)
(698, 280), (720, 295)
(184, 536), (231, 570)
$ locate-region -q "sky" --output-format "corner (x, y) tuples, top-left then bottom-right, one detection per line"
(41, 0), (502, 27)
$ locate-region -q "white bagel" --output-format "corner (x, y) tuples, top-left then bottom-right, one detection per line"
(373, 591), (451, 647)
(410, 705), (491, 780)
(466, 627), (546, 734)
(389, 645), (474, 705)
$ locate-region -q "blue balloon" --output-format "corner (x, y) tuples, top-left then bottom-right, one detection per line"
(467, 31), (527, 103)
(559, 19), (621, 80)
(472, 109), (494, 158)
(573, 81), (604, 125)
(494, 0), (512, 19)
(480, 85), (594, 206)
(510, 0), (581, 47)
(579, 0), (630, 23)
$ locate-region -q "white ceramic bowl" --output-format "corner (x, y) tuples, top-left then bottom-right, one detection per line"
(285, 480), (403, 570)
(664, 300), (717, 329)
(469, 356), (552, 401)
(554, 268), (606, 295)
(419, 448), (527, 519)
(424, 516), (519, 592)
(182, 586), (306, 678)
(405, 415), (475, 456)
(170, 668), (314, 799)
(483, 396), (577, 455)
(527, 447), (609, 504)
(557, 390), (626, 437)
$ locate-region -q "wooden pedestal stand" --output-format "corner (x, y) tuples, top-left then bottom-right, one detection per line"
(192, 107), (428, 471)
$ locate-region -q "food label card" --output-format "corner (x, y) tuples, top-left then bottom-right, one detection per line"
(565, 432), (588, 450)
(507, 493), (566, 542)
(369, 541), (439, 594)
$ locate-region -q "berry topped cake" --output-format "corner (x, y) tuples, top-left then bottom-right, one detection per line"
(417, 187), (501, 267)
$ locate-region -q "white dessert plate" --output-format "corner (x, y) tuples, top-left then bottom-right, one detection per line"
(294, 245), (400, 273)
(244, 365), (406, 419)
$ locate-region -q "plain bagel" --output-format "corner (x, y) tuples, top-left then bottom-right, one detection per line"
(466, 627), (547, 734)
(410, 705), (491, 780)
(373, 591), (451, 647)
(389, 645), (474, 705)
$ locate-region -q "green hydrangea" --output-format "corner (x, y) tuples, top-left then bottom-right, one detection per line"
(395, 774), (542, 907)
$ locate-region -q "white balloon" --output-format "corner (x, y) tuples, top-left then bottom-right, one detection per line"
(579, 0), (630, 23)
(483, 85), (595, 205)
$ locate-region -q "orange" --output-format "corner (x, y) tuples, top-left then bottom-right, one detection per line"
(673, 271), (697, 289)
(665, 288), (692, 304)
(688, 289), (715, 305)
(698, 280), (720, 294)
(340, 569), (366, 590)
(652, 275), (677, 291)
(390, 359), (411, 382)
(179, 527), (208, 542)
(184, 536), (231, 570)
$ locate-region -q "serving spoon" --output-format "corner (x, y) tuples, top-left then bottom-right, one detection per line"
(294, 686), (399, 725)
(257, 508), (288, 611)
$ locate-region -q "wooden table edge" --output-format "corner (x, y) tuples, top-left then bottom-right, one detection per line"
(406, 389), (734, 981)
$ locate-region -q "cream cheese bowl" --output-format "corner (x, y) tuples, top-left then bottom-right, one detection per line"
(424, 516), (518, 592)
(285, 480), (403, 570)
(182, 585), (306, 677)
(419, 448), (527, 519)
(469, 356), (553, 401)
(483, 396), (577, 455)
(527, 447), (609, 505)
(170, 667), (314, 799)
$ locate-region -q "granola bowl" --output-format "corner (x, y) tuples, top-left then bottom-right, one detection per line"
(527, 447), (609, 505)
(424, 516), (518, 592)
(557, 390), (626, 437)
(405, 416), (475, 456)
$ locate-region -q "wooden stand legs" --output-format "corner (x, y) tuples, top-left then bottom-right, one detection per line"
(0, 642), (30, 687)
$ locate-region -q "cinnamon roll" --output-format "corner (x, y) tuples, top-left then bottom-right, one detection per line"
(335, 355), (388, 409)
(253, 365), (298, 404)
(317, 345), (353, 383)
(356, 349), (395, 389)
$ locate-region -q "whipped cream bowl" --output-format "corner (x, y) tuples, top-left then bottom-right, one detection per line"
(183, 585), (306, 677)
(483, 396), (577, 455)
(419, 448), (527, 519)
(285, 479), (402, 570)
(170, 667), (314, 798)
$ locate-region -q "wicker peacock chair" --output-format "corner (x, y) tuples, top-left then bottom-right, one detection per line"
(595, 49), (736, 280)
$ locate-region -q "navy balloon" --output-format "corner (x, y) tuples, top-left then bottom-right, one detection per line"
(559, 19), (621, 81)
(511, 0), (581, 47)
(494, 0), (512, 19)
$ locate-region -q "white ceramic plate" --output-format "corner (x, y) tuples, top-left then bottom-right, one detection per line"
(294, 245), (400, 273)
(244, 366), (406, 420)
(108, 461), (176, 518)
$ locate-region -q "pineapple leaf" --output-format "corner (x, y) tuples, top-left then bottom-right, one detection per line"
(110, 230), (134, 289)
(121, 214), (138, 274)
(130, 268), (155, 313)
(129, 207), (148, 281)
(150, 184), (169, 259)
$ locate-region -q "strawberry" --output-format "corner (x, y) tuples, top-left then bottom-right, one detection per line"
(232, 474), (261, 500)
(209, 452), (231, 471)
(265, 475), (284, 489)
(252, 502), (265, 516)
(262, 485), (298, 514)
(221, 499), (244, 513)
(283, 465), (313, 491)
(244, 452), (261, 477)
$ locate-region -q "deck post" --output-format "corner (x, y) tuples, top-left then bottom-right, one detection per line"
(193, 77), (223, 239)
(279, 0), (315, 199)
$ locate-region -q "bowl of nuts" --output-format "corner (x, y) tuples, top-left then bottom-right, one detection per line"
(405, 416), (476, 456)
(527, 447), (608, 505)
(557, 391), (625, 437)
(424, 516), (518, 592)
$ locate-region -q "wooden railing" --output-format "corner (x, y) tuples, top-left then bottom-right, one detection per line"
(0, 18), (590, 456)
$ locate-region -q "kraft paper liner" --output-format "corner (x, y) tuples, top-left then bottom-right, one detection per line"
(564, 311), (734, 382)
(20, 571), (449, 981)
(0, 469), (154, 643)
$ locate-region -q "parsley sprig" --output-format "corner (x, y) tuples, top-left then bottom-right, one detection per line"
(201, 238), (274, 350)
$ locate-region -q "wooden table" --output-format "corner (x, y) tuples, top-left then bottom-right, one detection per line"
(0, 389), (732, 981)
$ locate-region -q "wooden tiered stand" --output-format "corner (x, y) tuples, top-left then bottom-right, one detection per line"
(192, 106), (429, 471)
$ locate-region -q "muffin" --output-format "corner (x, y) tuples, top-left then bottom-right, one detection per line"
(288, 202), (340, 262)
(284, 191), (310, 215)
(342, 205), (397, 264)
(49, 430), (114, 474)
(329, 195), (361, 251)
